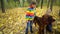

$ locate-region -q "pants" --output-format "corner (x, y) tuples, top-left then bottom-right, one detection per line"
(46, 23), (52, 32)
(25, 20), (33, 34)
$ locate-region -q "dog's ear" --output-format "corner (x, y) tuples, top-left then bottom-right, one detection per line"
(48, 16), (55, 23)
(34, 16), (37, 18)
(34, 16), (37, 20)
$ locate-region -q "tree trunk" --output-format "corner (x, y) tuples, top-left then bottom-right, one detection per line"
(36, 0), (40, 7)
(41, 0), (43, 9)
(1, 0), (5, 13)
(47, 0), (50, 8)
(50, 0), (54, 11)
(22, 0), (25, 7)
(20, 0), (23, 7)
(14, 0), (16, 7)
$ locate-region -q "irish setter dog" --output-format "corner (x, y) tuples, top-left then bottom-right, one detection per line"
(33, 15), (55, 34)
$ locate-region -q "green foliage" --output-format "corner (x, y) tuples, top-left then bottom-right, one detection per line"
(0, 0), (60, 9)
(24, 1), (29, 7)
(53, 0), (60, 6)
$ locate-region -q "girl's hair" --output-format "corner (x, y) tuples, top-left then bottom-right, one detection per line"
(30, 2), (36, 5)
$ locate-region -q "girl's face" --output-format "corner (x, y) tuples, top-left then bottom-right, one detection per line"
(31, 4), (36, 8)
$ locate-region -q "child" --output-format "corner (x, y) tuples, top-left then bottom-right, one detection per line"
(45, 8), (55, 32)
(25, 2), (36, 34)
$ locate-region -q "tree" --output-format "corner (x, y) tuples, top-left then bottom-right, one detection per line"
(50, 0), (54, 11)
(27, 0), (36, 4)
(14, 0), (20, 7)
(47, 0), (50, 8)
(27, 0), (32, 4)
(41, 0), (43, 9)
(7, 0), (9, 2)
(22, 0), (25, 7)
(1, 0), (5, 13)
(19, 0), (23, 7)
(36, 0), (40, 7)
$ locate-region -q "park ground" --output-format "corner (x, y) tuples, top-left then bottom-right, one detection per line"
(0, 6), (60, 34)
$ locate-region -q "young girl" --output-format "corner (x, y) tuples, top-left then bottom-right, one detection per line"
(25, 2), (36, 34)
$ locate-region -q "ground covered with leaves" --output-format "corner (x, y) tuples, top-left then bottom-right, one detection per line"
(0, 6), (60, 34)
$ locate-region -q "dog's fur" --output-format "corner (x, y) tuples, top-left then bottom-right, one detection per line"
(33, 15), (55, 34)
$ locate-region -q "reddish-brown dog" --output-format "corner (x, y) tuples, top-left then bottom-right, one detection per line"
(33, 15), (55, 34)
